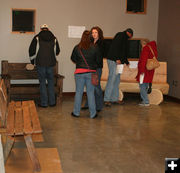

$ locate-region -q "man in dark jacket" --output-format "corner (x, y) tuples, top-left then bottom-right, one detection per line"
(29, 24), (60, 107)
(104, 28), (133, 106)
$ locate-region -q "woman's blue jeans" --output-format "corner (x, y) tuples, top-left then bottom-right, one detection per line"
(84, 68), (103, 110)
(104, 59), (120, 102)
(73, 73), (96, 118)
(139, 83), (149, 104)
(37, 66), (55, 106)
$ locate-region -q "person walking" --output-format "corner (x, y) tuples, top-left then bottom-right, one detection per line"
(29, 24), (60, 107)
(104, 28), (133, 107)
(82, 26), (105, 112)
(71, 30), (101, 118)
(136, 39), (158, 106)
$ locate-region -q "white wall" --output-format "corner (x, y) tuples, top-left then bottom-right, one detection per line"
(0, 0), (159, 92)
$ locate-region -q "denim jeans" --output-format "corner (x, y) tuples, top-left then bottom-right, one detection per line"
(73, 73), (96, 118)
(139, 83), (149, 104)
(37, 66), (55, 106)
(104, 59), (120, 102)
(84, 68), (103, 110)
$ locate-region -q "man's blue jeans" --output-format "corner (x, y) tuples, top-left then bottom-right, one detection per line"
(84, 68), (103, 110)
(139, 83), (149, 104)
(73, 73), (96, 118)
(37, 66), (55, 106)
(104, 59), (120, 102)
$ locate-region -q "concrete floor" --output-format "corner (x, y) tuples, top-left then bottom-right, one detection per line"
(15, 95), (180, 173)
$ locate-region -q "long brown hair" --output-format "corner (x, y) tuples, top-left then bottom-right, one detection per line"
(90, 26), (104, 41)
(78, 30), (92, 50)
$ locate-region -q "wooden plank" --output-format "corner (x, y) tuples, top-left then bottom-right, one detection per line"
(6, 102), (15, 136)
(28, 101), (42, 133)
(0, 135), (5, 173)
(22, 105), (33, 135)
(14, 108), (24, 135)
(15, 101), (22, 108)
(24, 135), (41, 172)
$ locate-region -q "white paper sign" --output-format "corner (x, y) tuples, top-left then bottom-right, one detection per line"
(140, 73), (144, 84)
(68, 26), (86, 38)
(129, 61), (138, 68)
(116, 64), (124, 74)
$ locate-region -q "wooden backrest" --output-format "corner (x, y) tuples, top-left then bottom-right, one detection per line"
(0, 79), (8, 127)
(1, 60), (59, 80)
(101, 59), (167, 84)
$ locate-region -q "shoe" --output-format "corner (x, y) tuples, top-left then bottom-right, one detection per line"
(81, 106), (88, 110)
(38, 104), (48, 108)
(91, 114), (98, 119)
(96, 110), (101, 112)
(71, 112), (79, 118)
(49, 104), (56, 107)
(138, 103), (150, 106)
(112, 100), (125, 105)
(104, 101), (111, 107)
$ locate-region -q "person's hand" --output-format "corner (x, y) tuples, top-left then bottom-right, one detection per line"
(116, 60), (121, 64)
(30, 59), (35, 65)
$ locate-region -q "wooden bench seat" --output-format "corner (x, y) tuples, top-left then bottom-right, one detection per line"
(0, 79), (42, 172)
(1, 60), (64, 102)
(101, 59), (169, 105)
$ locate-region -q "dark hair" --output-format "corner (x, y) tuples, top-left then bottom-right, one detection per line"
(90, 26), (104, 41)
(78, 30), (92, 50)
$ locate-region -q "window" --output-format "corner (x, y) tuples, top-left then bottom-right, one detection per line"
(126, 0), (147, 14)
(12, 9), (36, 33)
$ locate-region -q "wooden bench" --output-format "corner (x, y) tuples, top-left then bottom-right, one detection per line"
(1, 60), (64, 102)
(0, 79), (42, 172)
(101, 59), (169, 105)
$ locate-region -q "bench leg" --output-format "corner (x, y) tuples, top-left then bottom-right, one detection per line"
(2, 136), (14, 163)
(0, 135), (5, 173)
(24, 135), (41, 172)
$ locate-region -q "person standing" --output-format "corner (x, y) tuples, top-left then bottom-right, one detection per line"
(104, 28), (133, 106)
(71, 30), (101, 119)
(29, 24), (60, 108)
(136, 39), (158, 106)
(82, 26), (105, 112)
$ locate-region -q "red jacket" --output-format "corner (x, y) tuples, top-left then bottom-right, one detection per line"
(136, 41), (158, 83)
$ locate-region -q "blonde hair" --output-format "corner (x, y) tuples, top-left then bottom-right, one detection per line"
(140, 39), (150, 47)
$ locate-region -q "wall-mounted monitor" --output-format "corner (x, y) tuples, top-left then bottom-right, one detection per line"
(103, 38), (142, 59)
(12, 9), (35, 33)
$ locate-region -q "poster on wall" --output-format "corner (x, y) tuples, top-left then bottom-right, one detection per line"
(68, 26), (86, 38)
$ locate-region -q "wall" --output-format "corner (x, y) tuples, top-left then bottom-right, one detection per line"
(0, 0), (159, 92)
(157, 0), (180, 98)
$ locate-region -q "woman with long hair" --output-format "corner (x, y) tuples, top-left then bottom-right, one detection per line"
(82, 26), (105, 112)
(71, 30), (101, 118)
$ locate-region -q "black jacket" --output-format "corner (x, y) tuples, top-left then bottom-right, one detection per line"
(71, 45), (101, 70)
(94, 39), (106, 68)
(29, 30), (60, 67)
(107, 31), (129, 65)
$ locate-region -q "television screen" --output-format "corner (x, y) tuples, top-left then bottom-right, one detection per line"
(127, 40), (141, 58)
(104, 38), (141, 59)
(12, 10), (35, 32)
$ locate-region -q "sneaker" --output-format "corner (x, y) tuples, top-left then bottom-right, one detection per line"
(112, 100), (125, 105)
(138, 103), (150, 106)
(104, 101), (111, 107)
(71, 112), (79, 118)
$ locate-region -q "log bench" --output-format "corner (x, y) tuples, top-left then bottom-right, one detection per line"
(0, 79), (42, 172)
(101, 59), (169, 105)
(1, 60), (64, 102)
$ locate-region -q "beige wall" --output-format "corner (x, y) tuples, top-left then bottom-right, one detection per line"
(0, 0), (159, 92)
(157, 0), (180, 98)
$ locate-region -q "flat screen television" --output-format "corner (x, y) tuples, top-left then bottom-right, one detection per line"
(103, 38), (142, 59)
(12, 9), (35, 32)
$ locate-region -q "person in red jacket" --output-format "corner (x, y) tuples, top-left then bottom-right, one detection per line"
(136, 39), (158, 106)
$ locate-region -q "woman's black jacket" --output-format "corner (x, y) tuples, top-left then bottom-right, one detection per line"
(71, 45), (101, 70)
